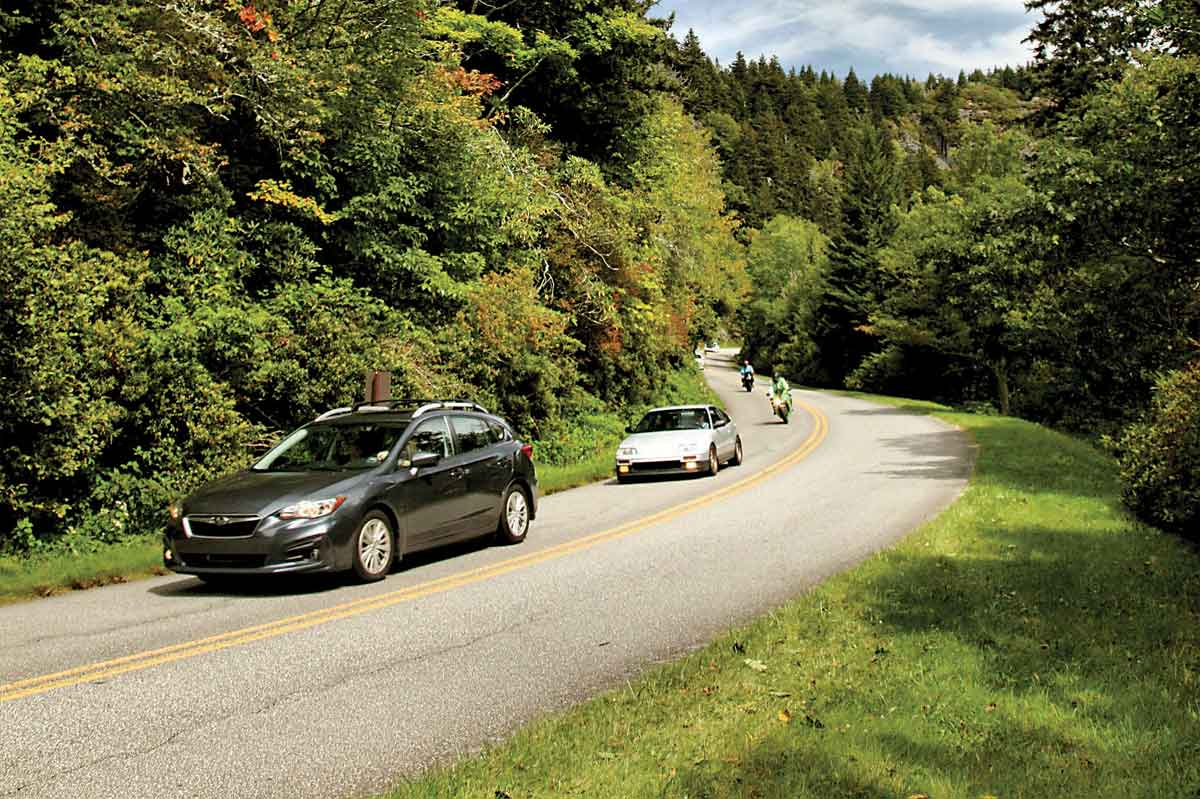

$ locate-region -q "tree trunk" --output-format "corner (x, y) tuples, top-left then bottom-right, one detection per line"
(991, 358), (1011, 416)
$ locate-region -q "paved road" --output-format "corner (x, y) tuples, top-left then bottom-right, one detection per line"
(0, 354), (972, 799)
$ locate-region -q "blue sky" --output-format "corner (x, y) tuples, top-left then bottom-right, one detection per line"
(654, 0), (1040, 80)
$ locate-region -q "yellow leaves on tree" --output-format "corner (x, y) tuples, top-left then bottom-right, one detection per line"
(247, 179), (334, 224)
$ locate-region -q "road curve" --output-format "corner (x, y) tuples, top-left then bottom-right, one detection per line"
(0, 355), (972, 799)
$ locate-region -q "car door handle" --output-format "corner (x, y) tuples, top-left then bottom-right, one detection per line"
(450, 468), (467, 479)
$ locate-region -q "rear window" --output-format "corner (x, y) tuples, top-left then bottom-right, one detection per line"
(450, 415), (494, 454)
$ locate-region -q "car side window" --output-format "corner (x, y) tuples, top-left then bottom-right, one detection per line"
(400, 417), (452, 466)
(450, 415), (492, 455)
(712, 408), (730, 427)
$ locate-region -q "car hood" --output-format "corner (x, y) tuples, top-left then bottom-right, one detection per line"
(182, 470), (368, 517)
(619, 430), (711, 460)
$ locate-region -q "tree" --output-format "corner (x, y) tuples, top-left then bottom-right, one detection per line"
(736, 216), (829, 380)
(1024, 0), (1151, 113)
(843, 68), (868, 112)
(874, 178), (1051, 415)
(809, 124), (901, 386)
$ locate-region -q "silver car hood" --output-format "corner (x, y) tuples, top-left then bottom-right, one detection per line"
(618, 429), (710, 460)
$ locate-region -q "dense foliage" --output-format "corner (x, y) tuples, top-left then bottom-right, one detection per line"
(0, 0), (743, 552)
(3, 0), (1196, 550)
(716, 1), (1198, 533)
(1117, 359), (1200, 541)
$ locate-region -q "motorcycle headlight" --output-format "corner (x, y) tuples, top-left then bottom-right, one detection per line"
(278, 496), (346, 520)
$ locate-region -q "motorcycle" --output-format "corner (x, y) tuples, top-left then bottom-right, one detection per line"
(741, 371), (755, 392)
(767, 387), (791, 424)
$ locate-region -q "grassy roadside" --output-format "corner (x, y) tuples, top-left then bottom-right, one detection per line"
(0, 366), (721, 605)
(382, 395), (1200, 798)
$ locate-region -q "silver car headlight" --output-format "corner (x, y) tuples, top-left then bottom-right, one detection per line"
(278, 496), (346, 520)
(618, 447), (638, 457)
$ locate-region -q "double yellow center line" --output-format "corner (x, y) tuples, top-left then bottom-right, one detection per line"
(1, 400), (828, 703)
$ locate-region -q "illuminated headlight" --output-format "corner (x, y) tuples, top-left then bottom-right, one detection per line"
(618, 447), (638, 457)
(278, 496), (346, 520)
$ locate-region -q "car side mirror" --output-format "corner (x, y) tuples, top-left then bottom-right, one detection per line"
(411, 452), (441, 469)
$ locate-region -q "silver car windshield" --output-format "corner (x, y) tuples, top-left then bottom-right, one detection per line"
(252, 424), (407, 472)
(633, 409), (710, 433)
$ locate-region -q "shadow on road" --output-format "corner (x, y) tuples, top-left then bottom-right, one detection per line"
(148, 536), (497, 598)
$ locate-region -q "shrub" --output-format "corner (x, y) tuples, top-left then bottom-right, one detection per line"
(1117, 359), (1200, 540)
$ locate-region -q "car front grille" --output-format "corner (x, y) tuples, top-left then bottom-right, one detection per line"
(185, 515), (261, 538)
(631, 460), (684, 472)
(181, 553), (268, 569)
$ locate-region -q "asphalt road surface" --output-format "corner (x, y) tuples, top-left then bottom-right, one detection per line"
(0, 353), (972, 799)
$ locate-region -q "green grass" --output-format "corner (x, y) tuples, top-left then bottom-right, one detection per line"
(0, 538), (166, 606)
(0, 366), (720, 604)
(381, 396), (1200, 799)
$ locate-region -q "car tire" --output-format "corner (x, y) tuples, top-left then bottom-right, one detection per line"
(731, 437), (743, 466)
(496, 483), (530, 544)
(707, 445), (719, 477)
(352, 511), (394, 582)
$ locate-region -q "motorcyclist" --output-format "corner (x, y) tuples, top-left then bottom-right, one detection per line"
(771, 372), (792, 415)
(739, 360), (755, 378)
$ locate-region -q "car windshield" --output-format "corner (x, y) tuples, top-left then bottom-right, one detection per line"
(633, 409), (710, 433)
(252, 423), (407, 472)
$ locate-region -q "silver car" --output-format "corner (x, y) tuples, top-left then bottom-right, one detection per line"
(615, 405), (743, 482)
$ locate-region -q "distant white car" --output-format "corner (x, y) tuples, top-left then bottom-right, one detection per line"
(615, 405), (742, 482)
(704, 341), (719, 352)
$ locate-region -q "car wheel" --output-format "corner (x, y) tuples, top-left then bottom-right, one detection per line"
(731, 437), (744, 466)
(497, 483), (530, 544)
(352, 511), (394, 582)
(707, 445), (719, 476)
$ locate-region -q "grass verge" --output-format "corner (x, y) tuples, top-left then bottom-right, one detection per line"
(0, 366), (720, 604)
(0, 539), (167, 606)
(381, 395), (1200, 798)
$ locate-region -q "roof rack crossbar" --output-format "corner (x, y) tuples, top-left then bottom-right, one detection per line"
(411, 400), (489, 418)
(314, 399), (489, 422)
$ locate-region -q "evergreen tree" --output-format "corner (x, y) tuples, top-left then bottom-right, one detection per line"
(843, 68), (869, 111)
(810, 124), (901, 385)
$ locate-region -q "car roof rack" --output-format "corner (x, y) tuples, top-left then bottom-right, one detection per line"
(313, 399), (489, 423)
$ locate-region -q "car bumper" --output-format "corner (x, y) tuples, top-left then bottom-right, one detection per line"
(163, 514), (353, 576)
(615, 457), (706, 478)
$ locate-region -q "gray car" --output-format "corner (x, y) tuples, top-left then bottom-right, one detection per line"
(614, 404), (742, 482)
(164, 401), (538, 584)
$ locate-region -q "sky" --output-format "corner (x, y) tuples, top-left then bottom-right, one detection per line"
(654, 0), (1041, 81)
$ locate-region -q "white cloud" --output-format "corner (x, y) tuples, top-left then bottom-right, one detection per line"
(661, 0), (1035, 76)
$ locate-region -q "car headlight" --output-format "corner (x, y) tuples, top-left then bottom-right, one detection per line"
(618, 447), (638, 457)
(278, 496), (346, 520)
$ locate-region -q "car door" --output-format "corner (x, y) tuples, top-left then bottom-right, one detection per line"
(387, 416), (464, 551)
(710, 407), (736, 460)
(448, 414), (508, 537)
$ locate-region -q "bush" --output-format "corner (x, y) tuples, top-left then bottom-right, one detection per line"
(1118, 359), (1200, 540)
